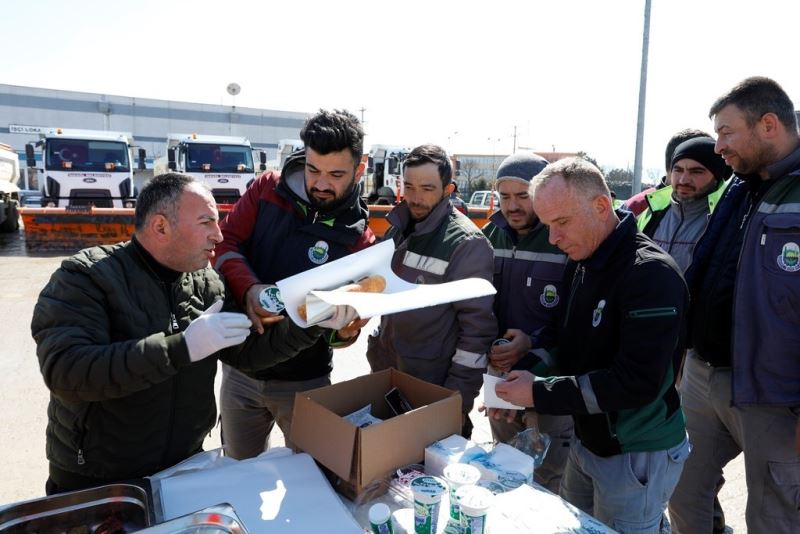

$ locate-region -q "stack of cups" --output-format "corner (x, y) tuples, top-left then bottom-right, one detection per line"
(410, 475), (447, 534)
(443, 464), (481, 523)
(454, 485), (493, 534)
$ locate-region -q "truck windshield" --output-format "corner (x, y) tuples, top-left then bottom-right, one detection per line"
(46, 140), (129, 172)
(186, 144), (254, 173)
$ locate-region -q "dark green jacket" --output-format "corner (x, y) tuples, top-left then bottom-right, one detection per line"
(32, 240), (323, 489)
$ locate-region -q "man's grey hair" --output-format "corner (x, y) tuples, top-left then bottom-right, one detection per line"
(530, 156), (611, 202)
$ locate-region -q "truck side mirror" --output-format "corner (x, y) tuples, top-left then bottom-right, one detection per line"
(138, 148), (147, 170)
(25, 144), (36, 168)
(167, 147), (176, 171)
(259, 150), (266, 171)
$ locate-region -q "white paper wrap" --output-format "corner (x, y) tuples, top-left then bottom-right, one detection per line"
(276, 239), (496, 327)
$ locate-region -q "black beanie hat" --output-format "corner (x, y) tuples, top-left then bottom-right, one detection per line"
(670, 137), (731, 182)
(496, 152), (549, 185)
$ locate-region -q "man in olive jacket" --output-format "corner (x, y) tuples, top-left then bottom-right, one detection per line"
(366, 144), (496, 438)
(31, 173), (326, 494)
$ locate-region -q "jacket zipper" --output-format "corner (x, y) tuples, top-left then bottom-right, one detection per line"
(161, 281), (179, 465)
(76, 404), (94, 466)
(563, 264), (584, 328)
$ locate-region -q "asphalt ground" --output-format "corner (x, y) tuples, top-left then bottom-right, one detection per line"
(0, 227), (745, 531)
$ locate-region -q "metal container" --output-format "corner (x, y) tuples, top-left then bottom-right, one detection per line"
(138, 503), (248, 533)
(0, 483), (152, 532)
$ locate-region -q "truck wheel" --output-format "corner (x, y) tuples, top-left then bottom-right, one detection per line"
(0, 200), (19, 232)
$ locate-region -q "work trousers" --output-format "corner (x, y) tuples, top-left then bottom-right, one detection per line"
(561, 434), (690, 533)
(668, 352), (800, 534)
(219, 364), (330, 460)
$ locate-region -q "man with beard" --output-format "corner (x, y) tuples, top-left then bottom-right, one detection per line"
(213, 109), (375, 459)
(668, 77), (800, 533)
(480, 152), (573, 493)
(366, 144), (496, 438)
(638, 137), (731, 272)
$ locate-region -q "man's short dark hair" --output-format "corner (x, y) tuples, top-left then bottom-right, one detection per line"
(403, 144), (453, 187)
(709, 76), (798, 132)
(665, 128), (711, 174)
(300, 109), (364, 165)
(135, 173), (195, 230)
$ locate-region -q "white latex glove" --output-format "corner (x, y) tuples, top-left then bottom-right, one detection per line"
(316, 305), (359, 330)
(184, 300), (253, 362)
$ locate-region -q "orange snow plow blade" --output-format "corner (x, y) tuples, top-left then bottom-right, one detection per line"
(20, 205), (493, 251)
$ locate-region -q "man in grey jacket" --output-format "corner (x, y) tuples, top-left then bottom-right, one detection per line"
(366, 144), (496, 437)
(637, 136), (730, 272)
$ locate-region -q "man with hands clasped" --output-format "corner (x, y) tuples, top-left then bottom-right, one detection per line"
(494, 157), (690, 534)
(32, 173), (325, 494)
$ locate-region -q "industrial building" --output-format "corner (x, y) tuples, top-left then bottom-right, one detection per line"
(0, 84), (310, 190)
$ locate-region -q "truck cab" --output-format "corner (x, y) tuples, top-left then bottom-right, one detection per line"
(0, 143), (20, 231)
(25, 128), (144, 208)
(364, 144), (410, 204)
(468, 190), (500, 210)
(154, 133), (266, 205)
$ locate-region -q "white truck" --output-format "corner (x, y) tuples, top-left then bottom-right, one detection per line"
(364, 144), (410, 204)
(154, 133), (266, 204)
(0, 143), (20, 232)
(24, 128), (145, 208)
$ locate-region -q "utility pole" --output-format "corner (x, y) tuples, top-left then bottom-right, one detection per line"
(632, 0), (651, 195)
(512, 125), (518, 154)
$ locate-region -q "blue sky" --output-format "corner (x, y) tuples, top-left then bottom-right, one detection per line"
(4, 0), (800, 183)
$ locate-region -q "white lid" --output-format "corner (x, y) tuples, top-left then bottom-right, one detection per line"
(455, 485), (493, 515)
(369, 502), (391, 523)
(443, 463), (481, 487)
(410, 476), (447, 504)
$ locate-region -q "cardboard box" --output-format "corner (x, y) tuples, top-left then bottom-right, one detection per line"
(290, 368), (462, 499)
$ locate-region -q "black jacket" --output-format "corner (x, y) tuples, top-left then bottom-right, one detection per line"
(31, 240), (324, 489)
(533, 213), (688, 457)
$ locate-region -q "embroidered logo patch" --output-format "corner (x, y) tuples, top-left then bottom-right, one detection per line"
(308, 240), (330, 264)
(592, 299), (606, 327)
(539, 284), (560, 308)
(777, 242), (800, 272)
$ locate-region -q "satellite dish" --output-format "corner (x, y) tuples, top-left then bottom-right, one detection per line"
(226, 83), (241, 96)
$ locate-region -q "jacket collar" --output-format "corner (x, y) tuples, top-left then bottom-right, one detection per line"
(489, 209), (545, 243)
(763, 143), (800, 181)
(388, 196), (452, 237)
(583, 210), (637, 271)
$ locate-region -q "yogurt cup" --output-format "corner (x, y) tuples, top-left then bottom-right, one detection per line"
(410, 475), (447, 534)
(369, 502), (394, 534)
(443, 463), (481, 521)
(455, 485), (493, 534)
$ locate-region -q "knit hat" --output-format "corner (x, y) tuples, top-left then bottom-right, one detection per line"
(495, 152), (549, 185)
(670, 137), (731, 182)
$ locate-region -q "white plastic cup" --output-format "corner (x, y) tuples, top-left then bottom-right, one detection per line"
(455, 485), (493, 534)
(410, 475), (447, 534)
(443, 463), (481, 522)
(369, 502), (394, 534)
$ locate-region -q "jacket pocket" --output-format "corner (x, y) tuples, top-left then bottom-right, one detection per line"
(759, 215), (800, 325)
(524, 261), (566, 314)
(763, 460), (800, 520)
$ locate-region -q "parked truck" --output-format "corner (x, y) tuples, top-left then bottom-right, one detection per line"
(0, 143), (20, 232)
(153, 133), (266, 204)
(363, 144), (410, 204)
(25, 128), (145, 208)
